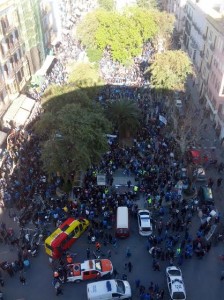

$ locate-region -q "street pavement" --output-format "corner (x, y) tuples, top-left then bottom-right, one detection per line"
(1, 81), (224, 299)
(1, 169), (224, 300)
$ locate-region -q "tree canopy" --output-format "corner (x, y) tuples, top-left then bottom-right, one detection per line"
(137, 0), (158, 9)
(35, 102), (111, 178)
(97, 0), (115, 11)
(77, 8), (158, 64)
(106, 99), (141, 140)
(148, 50), (194, 91)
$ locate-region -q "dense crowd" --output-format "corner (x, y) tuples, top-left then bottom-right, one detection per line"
(0, 0), (223, 299)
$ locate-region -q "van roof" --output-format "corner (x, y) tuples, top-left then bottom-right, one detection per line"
(87, 280), (117, 295)
(117, 206), (128, 229)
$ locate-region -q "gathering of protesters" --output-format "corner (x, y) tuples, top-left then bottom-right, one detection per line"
(0, 0), (224, 299)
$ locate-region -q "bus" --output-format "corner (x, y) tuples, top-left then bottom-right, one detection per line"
(45, 217), (89, 259)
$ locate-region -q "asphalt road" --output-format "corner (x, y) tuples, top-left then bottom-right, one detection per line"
(1, 193), (224, 300)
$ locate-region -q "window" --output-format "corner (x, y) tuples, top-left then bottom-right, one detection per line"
(209, 30), (213, 41)
(0, 44), (4, 56)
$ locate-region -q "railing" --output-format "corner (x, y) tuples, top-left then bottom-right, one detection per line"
(14, 60), (23, 72)
(2, 24), (14, 35)
(210, 43), (215, 51)
(9, 39), (20, 53)
(0, 80), (5, 91)
(206, 62), (211, 70)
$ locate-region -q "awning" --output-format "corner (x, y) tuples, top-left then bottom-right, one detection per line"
(3, 94), (36, 129)
(35, 55), (57, 77)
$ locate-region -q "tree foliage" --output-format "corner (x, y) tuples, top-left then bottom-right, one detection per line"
(77, 9), (158, 64)
(148, 50), (194, 91)
(137, 0), (157, 9)
(41, 85), (91, 113)
(106, 99), (141, 139)
(170, 103), (201, 157)
(35, 103), (111, 178)
(68, 62), (104, 99)
(97, 0), (115, 11)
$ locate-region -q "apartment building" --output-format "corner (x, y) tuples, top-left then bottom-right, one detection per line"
(162, 0), (224, 140)
(0, 0), (61, 124)
(0, 0), (30, 108)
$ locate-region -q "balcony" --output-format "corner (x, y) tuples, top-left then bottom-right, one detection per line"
(4, 70), (15, 81)
(8, 39), (21, 54)
(210, 43), (215, 51)
(14, 60), (23, 72)
(0, 80), (5, 91)
(2, 24), (14, 35)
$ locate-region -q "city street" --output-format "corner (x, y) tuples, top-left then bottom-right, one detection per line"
(1, 170), (224, 300)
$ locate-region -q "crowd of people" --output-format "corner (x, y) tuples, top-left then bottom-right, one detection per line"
(100, 42), (153, 87)
(0, 1), (223, 299)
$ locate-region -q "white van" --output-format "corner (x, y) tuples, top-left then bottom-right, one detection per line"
(115, 206), (129, 238)
(87, 279), (132, 300)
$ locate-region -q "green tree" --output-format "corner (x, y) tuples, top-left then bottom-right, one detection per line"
(124, 7), (158, 43)
(95, 12), (143, 63)
(77, 9), (158, 64)
(151, 10), (175, 51)
(68, 62), (104, 99)
(41, 85), (91, 114)
(35, 103), (111, 179)
(148, 50), (194, 91)
(76, 10), (101, 49)
(98, 0), (115, 11)
(106, 99), (141, 140)
(137, 0), (158, 9)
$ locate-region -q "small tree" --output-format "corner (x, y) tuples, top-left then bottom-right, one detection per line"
(35, 103), (112, 179)
(151, 10), (175, 52)
(137, 0), (158, 9)
(169, 104), (201, 158)
(98, 0), (115, 11)
(106, 99), (141, 141)
(148, 50), (194, 91)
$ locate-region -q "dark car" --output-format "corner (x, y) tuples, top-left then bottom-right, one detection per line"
(198, 186), (214, 205)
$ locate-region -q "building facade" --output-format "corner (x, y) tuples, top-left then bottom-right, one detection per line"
(0, 0), (61, 122)
(0, 0), (30, 108)
(162, 0), (224, 139)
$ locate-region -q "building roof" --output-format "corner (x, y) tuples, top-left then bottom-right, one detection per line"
(206, 15), (224, 35)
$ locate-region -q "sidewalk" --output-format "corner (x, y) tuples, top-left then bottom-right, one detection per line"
(187, 79), (224, 160)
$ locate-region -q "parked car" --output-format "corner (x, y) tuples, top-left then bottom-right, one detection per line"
(198, 186), (214, 205)
(193, 166), (206, 181)
(175, 100), (184, 117)
(66, 259), (113, 283)
(137, 210), (153, 236)
(87, 279), (132, 300)
(166, 266), (186, 300)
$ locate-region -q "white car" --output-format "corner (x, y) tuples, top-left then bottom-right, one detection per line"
(166, 266), (186, 300)
(137, 210), (152, 236)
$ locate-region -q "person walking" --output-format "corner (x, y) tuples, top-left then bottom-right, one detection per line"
(107, 249), (111, 259)
(217, 178), (222, 188)
(128, 261), (133, 272)
(19, 273), (26, 285)
(113, 268), (119, 278)
(86, 247), (90, 259)
(126, 247), (131, 258)
(220, 270), (224, 280)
